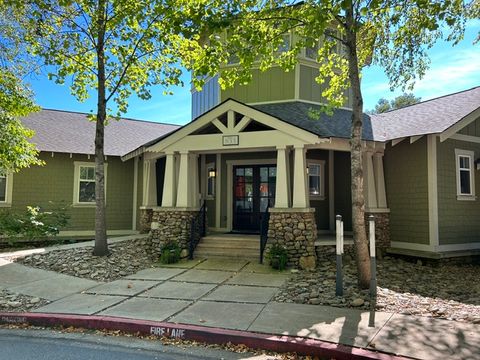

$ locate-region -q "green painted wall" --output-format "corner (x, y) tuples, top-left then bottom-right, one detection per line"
(384, 138), (430, 244)
(205, 154), (217, 228)
(299, 65), (326, 104)
(458, 117), (480, 137)
(10, 152), (134, 232)
(333, 151), (352, 232)
(221, 67), (295, 103)
(437, 138), (480, 245)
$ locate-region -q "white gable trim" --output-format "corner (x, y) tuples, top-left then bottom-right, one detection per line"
(439, 107), (480, 142)
(146, 99), (323, 154)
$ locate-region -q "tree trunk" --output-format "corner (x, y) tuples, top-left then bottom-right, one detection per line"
(93, 0), (108, 256)
(345, 6), (370, 288)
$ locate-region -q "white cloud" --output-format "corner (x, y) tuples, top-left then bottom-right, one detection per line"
(411, 48), (480, 98)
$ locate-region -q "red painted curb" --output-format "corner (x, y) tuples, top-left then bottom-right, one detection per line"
(0, 312), (408, 360)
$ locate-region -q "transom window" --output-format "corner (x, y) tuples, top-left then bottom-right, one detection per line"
(308, 160), (325, 199)
(455, 149), (475, 200)
(0, 174), (6, 202)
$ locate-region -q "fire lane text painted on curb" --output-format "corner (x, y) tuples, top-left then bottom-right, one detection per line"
(150, 326), (186, 339)
(1, 316), (27, 324)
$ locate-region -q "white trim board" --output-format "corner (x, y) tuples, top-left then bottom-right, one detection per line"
(427, 135), (439, 248)
(435, 242), (480, 252)
(450, 133), (480, 144)
(390, 241), (435, 252)
(439, 107), (480, 142)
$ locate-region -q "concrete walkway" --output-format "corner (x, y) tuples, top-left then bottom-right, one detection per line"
(1, 253), (479, 359)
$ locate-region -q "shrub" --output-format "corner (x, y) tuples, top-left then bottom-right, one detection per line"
(159, 241), (181, 264)
(0, 202), (70, 243)
(266, 243), (288, 270)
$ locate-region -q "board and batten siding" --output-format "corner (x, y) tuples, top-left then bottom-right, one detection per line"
(384, 138), (430, 244)
(9, 152), (134, 232)
(221, 68), (295, 104)
(437, 138), (480, 245)
(191, 75), (220, 119)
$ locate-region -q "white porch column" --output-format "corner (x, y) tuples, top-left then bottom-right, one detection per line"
(176, 151), (191, 207)
(190, 154), (200, 208)
(275, 146), (290, 208)
(373, 153), (388, 208)
(363, 151), (378, 209)
(142, 159), (157, 207)
(292, 145), (309, 208)
(162, 152), (176, 207)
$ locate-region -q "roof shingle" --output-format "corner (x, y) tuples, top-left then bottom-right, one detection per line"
(21, 109), (179, 157)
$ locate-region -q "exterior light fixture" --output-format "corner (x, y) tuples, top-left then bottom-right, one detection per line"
(208, 169), (216, 178)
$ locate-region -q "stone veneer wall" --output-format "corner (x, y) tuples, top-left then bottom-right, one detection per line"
(267, 209), (317, 270)
(365, 212), (390, 249)
(139, 208), (153, 234)
(148, 209), (199, 258)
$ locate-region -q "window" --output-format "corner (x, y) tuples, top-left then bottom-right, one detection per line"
(278, 34), (291, 53)
(455, 149), (475, 200)
(308, 160), (325, 199)
(206, 163), (216, 199)
(0, 172), (12, 206)
(0, 174), (6, 202)
(73, 162), (107, 205)
(305, 41), (319, 60)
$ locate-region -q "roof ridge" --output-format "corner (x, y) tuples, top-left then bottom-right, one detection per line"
(378, 85), (480, 115)
(40, 108), (181, 127)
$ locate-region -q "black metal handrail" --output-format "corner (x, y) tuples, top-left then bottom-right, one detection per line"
(189, 201), (206, 260)
(259, 207), (270, 264)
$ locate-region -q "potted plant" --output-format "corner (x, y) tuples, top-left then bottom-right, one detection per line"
(267, 243), (288, 270)
(160, 241), (181, 264)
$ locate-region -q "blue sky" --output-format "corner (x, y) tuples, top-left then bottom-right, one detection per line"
(28, 21), (479, 125)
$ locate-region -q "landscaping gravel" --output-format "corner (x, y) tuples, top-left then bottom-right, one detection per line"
(275, 249), (480, 324)
(16, 238), (156, 282)
(0, 290), (50, 313)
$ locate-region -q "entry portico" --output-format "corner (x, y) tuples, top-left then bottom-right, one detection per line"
(135, 99), (389, 268)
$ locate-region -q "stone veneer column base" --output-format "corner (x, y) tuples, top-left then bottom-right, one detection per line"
(148, 208), (199, 258)
(139, 208), (153, 234)
(267, 208), (317, 270)
(365, 211), (390, 249)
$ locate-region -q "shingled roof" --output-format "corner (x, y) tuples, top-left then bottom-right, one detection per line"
(252, 101), (375, 140)
(21, 109), (179, 157)
(370, 86), (480, 141)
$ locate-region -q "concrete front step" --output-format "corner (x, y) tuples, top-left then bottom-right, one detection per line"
(195, 233), (261, 260)
(200, 238), (260, 247)
(194, 251), (260, 261)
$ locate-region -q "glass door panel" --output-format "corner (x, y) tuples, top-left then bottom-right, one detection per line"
(233, 164), (276, 233)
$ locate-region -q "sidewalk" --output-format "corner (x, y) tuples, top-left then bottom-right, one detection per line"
(1, 243), (479, 360)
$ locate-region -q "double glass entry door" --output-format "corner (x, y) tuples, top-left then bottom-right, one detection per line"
(233, 165), (276, 233)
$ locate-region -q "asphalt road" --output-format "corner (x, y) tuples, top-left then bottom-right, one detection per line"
(0, 328), (275, 360)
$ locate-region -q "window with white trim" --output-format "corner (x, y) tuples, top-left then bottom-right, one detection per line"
(455, 149), (475, 199)
(277, 33), (291, 53)
(73, 162), (107, 205)
(307, 160), (325, 199)
(305, 40), (319, 60)
(206, 162), (216, 199)
(0, 174), (7, 202)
